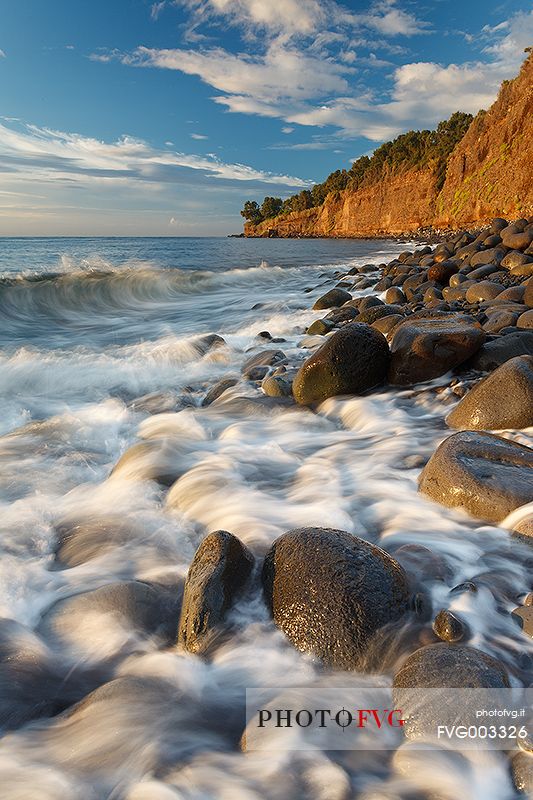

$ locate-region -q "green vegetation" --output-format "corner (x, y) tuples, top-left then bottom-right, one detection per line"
(241, 111), (473, 225)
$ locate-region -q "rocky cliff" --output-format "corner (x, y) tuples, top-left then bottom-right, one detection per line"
(245, 52), (533, 238)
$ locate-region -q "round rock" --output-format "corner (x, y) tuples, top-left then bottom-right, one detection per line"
(292, 323), (390, 405)
(418, 431), (533, 523)
(393, 643), (510, 688)
(262, 527), (410, 670)
(178, 530), (254, 654)
(313, 288), (352, 310)
(432, 610), (467, 643)
(446, 355), (533, 431)
(388, 316), (485, 385)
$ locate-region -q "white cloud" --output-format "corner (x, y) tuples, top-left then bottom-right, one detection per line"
(282, 127), (294, 134)
(176, 0), (430, 39)
(190, 132), (208, 139)
(0, 119), (310, 189)
(0, 49), (6, 59)
(127, 42), (351, 104)
(177, 0), (327, 36)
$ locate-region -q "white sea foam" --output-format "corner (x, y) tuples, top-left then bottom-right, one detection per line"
(0, 239), (529, 799)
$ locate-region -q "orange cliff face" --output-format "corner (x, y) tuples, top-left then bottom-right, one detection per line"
(436, 52), (533, 227)
(245, 52), (533, 238)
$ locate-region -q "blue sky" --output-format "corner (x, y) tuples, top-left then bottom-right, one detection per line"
(0, 0), (532, 235)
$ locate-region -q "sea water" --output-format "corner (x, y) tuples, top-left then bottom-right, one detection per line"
(0, 236), (531, 799)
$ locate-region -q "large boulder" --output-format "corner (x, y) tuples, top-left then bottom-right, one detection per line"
(178, 531), (254, 654)
(262, 527), (411, 670)
(464, 330), (533, 371)
(446, 356), (533, 431)
(388, 316), (485, 385)
(292, 323), (390, 405)
(313, 288), (352, 310)
(418, 431), (533, 523)
(393, 643), (510, 688)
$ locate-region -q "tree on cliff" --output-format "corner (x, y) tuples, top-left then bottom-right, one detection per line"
(240, 201), (263, 223)
(260, 196), (283, 219)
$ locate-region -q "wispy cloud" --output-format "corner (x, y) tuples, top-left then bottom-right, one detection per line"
(151, 2), (167, 20)
(190, 132), (208, 140)
(0, 119), (310, 190)
(0, 49), (6, 59)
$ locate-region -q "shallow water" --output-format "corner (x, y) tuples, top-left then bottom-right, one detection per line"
(0, 236), (531, 799)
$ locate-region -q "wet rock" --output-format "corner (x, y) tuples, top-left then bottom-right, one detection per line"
(324, 306), (359, 325)
(262, 527), (410, 670)
(202, 377), (238, 407)
(465, 281), (503, 303)
(262, 374), (294, 398)
(470, 247), (506, 267)
(446, 355), (533, 430)
(357, 303), (404, 325)
(513, 515), (533, 538)
(313, 288), (352, 310)
(498, 285), (525, 302)
(129, 391), (182, 415)
(178, 531), (254, 654)
(306, 319), (334, 336)
(393, 643), (510, 688)
(482, 309), (521, 333)
(54, 517), (133, 567)
(465, 263), (501, 281)
(501, 229), (533, 251)
(501, 251), (533, 269)
(388, 316), (485, 385)
(385, 287), (406, 304)
(512, 752), (533, 794)
(432, 610), (467, 643)
(518, 309), (533, 329)
(111, 440), (184, 487)
(418, 430), (533, 523)
(393, 543), (452, 584)
(464, 331), (533, 371)
(292, 323), (390, 405)
(427, 261), (459, 284)
(0, 619), (67, 731)
(242, 349), (286, 378)
(39, 581), (180, 650)
(195, 334), (226, 355)
(491, 218), (508, 234)
(372, 314), (403, 337)
(511, 606), (533, 638)
(357, 295), (384, 312)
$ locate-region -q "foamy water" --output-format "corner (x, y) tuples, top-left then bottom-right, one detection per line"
(0, 237), (531, 799)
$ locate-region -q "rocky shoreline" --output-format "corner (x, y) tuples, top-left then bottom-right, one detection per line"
(169, 215), (533, 790)
(3, 222), (533, 796)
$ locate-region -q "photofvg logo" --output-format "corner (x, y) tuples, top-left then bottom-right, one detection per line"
(245, 688), (532, 751)
(245, 689), (407, 751)
(257, 707), (405, 730)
